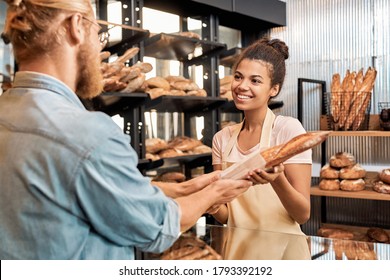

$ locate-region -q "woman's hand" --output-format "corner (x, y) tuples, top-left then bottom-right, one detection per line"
(246, 163), (285, 185)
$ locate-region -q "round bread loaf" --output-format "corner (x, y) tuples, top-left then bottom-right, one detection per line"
(373, 181), (390, 194)
(339, 164), (366, 179)
(379, 168), (390, 184)
(340, 178), (365, 192)
(329, 152), (356, 168)
(320, 164), (340, 179)
(319, 179), (340, 191)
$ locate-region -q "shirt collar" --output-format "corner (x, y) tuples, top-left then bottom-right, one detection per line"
(12, 71), (86, 109)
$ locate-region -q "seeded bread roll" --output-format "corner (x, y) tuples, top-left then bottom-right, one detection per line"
(339, 164), (366, 179)
(320, 164), (340, 179)
(340, 178), (365, 192)
(329, 152), (356, 168)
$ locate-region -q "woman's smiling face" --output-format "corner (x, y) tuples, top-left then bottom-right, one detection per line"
(231, 58), (279, 112)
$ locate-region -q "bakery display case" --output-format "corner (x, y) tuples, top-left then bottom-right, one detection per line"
(139, 224), (390, 260)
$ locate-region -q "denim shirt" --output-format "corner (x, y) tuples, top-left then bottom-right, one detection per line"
(0, 72), (180, 259)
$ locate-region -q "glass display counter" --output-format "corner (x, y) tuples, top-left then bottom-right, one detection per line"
(140, 224), (390, 260)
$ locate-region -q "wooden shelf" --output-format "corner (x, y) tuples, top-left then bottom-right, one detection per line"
(145, 95), (227, 113)
(327, 130), (390, 137)
(311, 186), (390, 201)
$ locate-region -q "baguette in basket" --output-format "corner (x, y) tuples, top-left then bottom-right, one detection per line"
(221, 131), (330, 179)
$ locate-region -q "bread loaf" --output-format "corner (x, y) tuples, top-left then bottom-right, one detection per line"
(317, 227), (354, 240)
(115, 47), (139, 64)
(319, 179), (340, 191)
(367, 227), (389, 243)
(155, 172), (186, 183)
(222, 131), (330, 180)
(339, 164), (366, 179)
(373, 181), (390, 194)
(145, 138), (168, 154)
(320, 164), (340, 179)
(330, 73), (342, 123)
(120, 73), (145, 93)
(340, 178), (365, 192)
(263, 131), (330, 168)
(329, 152), (356, 168)
(379, 168), (390, 184)
(146, 77), (170, 90)
(161, 234), (222, 260)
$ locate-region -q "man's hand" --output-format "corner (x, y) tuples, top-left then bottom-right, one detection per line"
(178, 170), (221, 196)
(205, 178), (253, 205)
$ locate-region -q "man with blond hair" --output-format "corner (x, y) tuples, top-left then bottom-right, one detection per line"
(0, 0), (252, 259)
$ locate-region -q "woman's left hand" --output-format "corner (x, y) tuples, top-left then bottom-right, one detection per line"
(246, 163), (285, 185)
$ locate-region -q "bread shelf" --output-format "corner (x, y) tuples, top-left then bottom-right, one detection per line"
(100, 21), (150, 55)
(144, 33), (226, 61)
(219, 47), (243, 67)
(144, 95), (227, 113)
(311, 186), (390, 201)
(97, 92), (150, 116)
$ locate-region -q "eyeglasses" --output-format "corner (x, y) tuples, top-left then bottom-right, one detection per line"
(82, 16), (110, 48)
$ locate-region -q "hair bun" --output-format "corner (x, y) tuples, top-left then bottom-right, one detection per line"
(264, 38), (289, 60)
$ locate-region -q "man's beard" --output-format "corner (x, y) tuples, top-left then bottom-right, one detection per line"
(75, 41), (103, 99)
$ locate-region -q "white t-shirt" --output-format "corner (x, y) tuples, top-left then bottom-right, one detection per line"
(212, 115), (312, 165)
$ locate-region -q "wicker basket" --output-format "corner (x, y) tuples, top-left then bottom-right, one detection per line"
(324, 91), (371, 131)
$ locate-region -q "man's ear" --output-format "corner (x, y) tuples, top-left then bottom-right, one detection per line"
(68, 13), (84, 45)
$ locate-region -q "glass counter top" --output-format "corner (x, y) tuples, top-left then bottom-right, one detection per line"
(140, 224), (390, 260)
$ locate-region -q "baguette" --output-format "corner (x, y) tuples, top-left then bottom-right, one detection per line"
(115, 47), (139, 64)
(120, 73), (145, 93)
(344, 67), (377, 130)
(330, 73), (342, 123)
(264, 131), (330, 168)
(338, 71), (356, 128)
(221, 131), (330, 179)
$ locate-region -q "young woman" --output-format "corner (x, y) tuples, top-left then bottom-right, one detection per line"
(211, 38), (312, 259)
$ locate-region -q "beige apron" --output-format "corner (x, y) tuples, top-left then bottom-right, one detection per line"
(221, 108), (311, 260)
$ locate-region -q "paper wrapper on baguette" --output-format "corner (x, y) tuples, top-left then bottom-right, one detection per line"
(221, 131), (330, 179)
